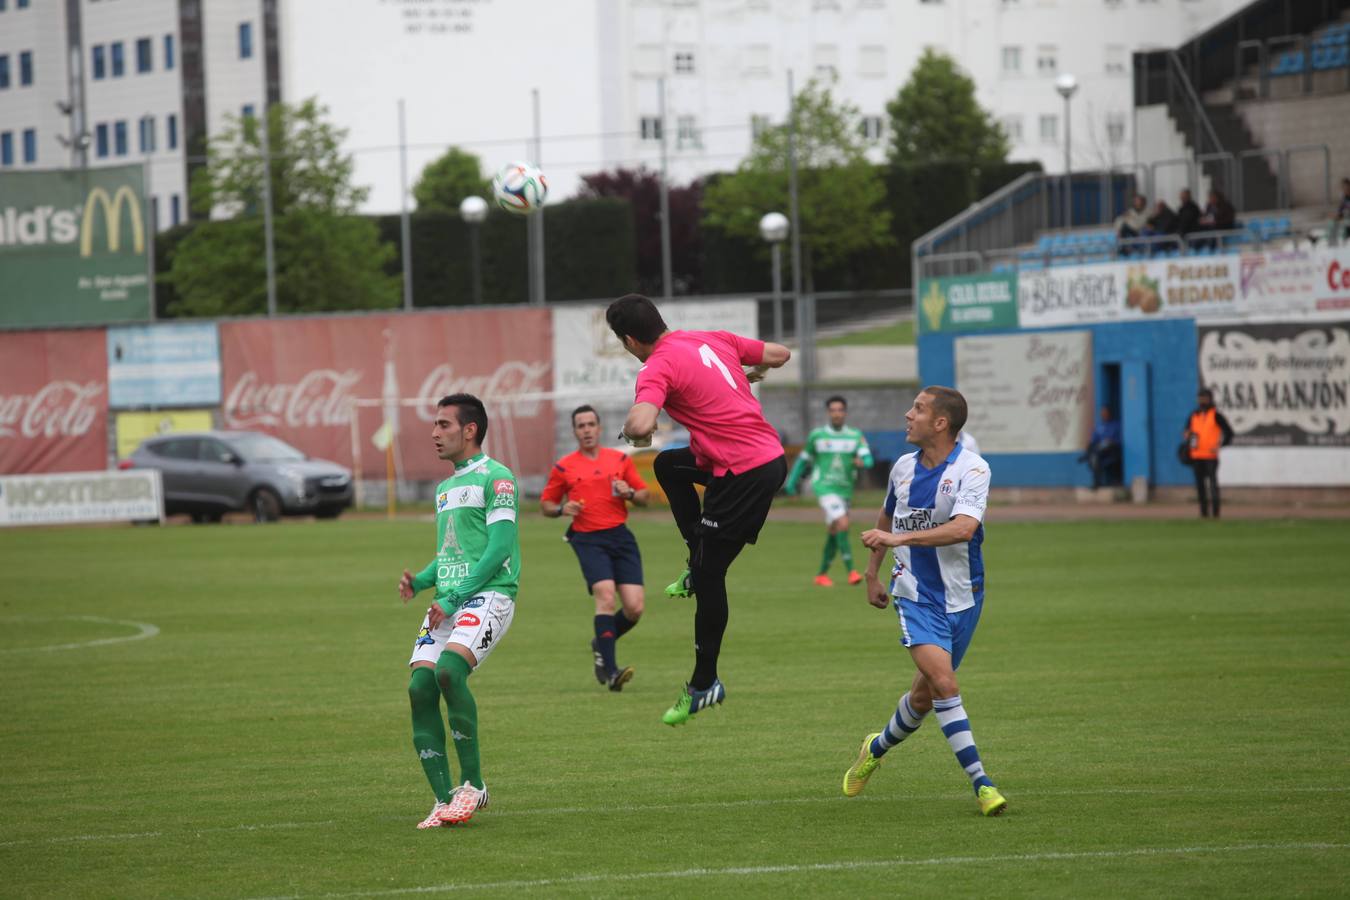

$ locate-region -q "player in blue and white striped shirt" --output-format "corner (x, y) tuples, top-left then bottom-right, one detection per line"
(841, 386), (1007, 817)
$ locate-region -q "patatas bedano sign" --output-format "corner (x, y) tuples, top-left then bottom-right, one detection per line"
(0, 165), (151, 327)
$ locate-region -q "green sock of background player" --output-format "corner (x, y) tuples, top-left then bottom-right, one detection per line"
(837, 531), (855, 572)
(819, 532), (838, 575)
(436, 652), (483, 789)
(408, 667), (453, 803)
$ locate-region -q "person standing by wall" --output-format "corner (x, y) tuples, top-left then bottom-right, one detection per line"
(1184, 389), (1234, 518)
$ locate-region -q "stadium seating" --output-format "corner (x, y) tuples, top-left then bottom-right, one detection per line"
(1010, 214), (1303, 268)
(1269, 24), (1350, 76)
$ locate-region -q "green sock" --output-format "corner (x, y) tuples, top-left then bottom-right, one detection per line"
(408, 667), (453, 803)
(436, 652), (483, 789)
(837, 531), (855, 570)
(819, 532), (838, 574)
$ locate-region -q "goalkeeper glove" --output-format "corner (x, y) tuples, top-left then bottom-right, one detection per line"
(619, 429), (652, 448)
(745, 364), (770, 383)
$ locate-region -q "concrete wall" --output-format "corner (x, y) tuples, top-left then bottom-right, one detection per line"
(1236, 94), (1350, 211)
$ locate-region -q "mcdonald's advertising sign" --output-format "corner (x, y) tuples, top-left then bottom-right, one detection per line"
(0, 165), (152, 327)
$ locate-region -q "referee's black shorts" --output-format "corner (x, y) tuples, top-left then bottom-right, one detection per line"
(565, 524), (644, 590)
(686, 450), (787, 546)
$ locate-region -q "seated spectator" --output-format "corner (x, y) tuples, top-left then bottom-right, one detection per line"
(1198, 189), (1237, 231)
(1338, 177), (1350, 240)
(1176, 189), (1201, 236)
(1148, 201), (1178, 236)
(1114, 194), (1149, 240)
(1078, 406), (1122, 489)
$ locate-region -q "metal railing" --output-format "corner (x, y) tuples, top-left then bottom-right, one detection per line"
(1166, 51), (1225, 160)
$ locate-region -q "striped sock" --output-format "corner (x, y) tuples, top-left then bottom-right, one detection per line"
(932, 694), (994, 792)
(870, 691), (927, 757)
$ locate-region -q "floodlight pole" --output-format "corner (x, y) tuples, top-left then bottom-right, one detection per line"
(658, 75), (673, 299)
(787, 69), (811, 440)
(260, 107), (278, 317)
(528, 88), (546, 306)
(398, 98), (413, 311)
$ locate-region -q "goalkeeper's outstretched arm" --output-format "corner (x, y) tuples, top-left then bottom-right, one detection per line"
(621, 402), (660, 447)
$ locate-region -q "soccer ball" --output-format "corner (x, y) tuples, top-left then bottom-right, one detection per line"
(491, 162), (548, 215)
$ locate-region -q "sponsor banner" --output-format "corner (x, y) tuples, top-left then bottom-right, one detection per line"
(0, 329), (108, 473)
(1019, 259), (1240, 327)
(1198, 321), (1350, 448)
(0, 165), (151, 326)
(107, 323), (222, 408)
(956, 331), (1094, 453)
(1238, 247), (1350, 319)
(220, 309), (553, 481)
(114, 409), (215, 460)
(917, 274), (1019, 333)
(0, 469), (163, 527)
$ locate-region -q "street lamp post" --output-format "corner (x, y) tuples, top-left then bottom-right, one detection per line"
(1055, 72), (1078, 229)
(459, 195), (488, 305)
(759, 212), (790, 344)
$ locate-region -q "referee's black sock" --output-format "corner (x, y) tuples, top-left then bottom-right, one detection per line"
(593, 614), (618, 674)
(614, 610), (636, 638)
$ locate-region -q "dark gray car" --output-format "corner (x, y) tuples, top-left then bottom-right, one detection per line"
(122, 431), (354, 523)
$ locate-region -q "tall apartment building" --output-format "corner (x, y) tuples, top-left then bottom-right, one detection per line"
(1, 0), (1248, 218)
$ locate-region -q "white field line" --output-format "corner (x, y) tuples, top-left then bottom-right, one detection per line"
(1, 786), (1345, 850)
(247, 843), (1350, 899)
(0, 616), (159, 654)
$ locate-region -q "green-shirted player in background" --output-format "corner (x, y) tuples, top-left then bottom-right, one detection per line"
(785, 395), (874, 587)
(397, 393), (521, 829)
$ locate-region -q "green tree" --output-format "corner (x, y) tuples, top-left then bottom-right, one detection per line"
(413, 147), (490, 213)
(701, 79), (892, 272)
(169, 98), (398, 316)
(886, 49), (1010, 168)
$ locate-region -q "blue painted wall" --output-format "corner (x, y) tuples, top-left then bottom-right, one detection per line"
(917, 319), (1199, 487)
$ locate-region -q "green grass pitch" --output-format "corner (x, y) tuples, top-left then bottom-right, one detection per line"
(1, 513), (1348, 897)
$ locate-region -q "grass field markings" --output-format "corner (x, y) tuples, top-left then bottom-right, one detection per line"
(5, 785), (1346, 850)
(244, 842), (1350, 898)
(0, 615), (160, 654)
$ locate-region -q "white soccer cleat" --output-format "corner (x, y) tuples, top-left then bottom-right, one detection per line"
(437, 781), (490, 825)
(417, 801), (451, 829)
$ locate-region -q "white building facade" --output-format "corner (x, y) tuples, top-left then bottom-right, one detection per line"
(0, 0), (1249, 218)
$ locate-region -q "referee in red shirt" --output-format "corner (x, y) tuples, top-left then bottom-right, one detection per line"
(541, 405), (651, 690)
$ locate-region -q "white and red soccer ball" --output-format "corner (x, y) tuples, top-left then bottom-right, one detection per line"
(491, 162), (548, 215)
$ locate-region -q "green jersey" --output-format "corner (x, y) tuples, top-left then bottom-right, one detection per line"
(787, 425), (873, 499)
(412, 453), (521, 609)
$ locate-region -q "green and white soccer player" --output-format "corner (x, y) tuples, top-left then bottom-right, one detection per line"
(785, 395), (874, 587)
(397, 393), (520, 829)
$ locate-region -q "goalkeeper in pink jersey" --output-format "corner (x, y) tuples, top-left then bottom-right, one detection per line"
(606, 293), (791, 726)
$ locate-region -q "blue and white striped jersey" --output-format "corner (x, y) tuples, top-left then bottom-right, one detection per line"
(883, 442), (989, 613)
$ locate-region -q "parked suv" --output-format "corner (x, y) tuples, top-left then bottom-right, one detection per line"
(123, 431), (354, 523)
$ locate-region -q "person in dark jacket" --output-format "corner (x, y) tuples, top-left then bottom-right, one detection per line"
(1148, 201), (1178, 236)
(1183, 388), (1234, 518)
(1175, 189), (1201, 236)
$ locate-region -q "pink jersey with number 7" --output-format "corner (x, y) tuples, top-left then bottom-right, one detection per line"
(633, 330), (784, 477)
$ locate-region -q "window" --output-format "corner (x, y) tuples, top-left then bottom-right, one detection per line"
(1106, 113), (1126, 145)
(95, 123), (109, 158)
(677, 115), (700, 149)
(639, 116), (662, 141)
(167, 113), (178, 149)
(750, 114), (770, 139)
(0, 132), (12, 166)
(164, 34), (175, 70)
(171, 194), (181, 226)
(111, 42), (124, 77)
(137, 37), (152, 73)
(1037, 45), (1057, 74)
(746, 43), (770, 75)
(673, 51), (695, 74)
(22, 128), (34, 163)
(1001, 46), (1021, 73)
(139, 116), (155, 153)
(1002, 115), (1023, 143)
(859, 116), (884, 142)
(0, 55), (8, 89)
(114, 120), (127, 156)
(1040, 114), (1058, 143)
(859, 45), (885, 78)
(1105, 44), (1126, 74)
(18, 0), (28, 7)
(238, 22), (253, 60)
(813, 44), (839, 79)
(19, 50), (31, 86)
(92, 45), (105, 80)
(241, 104), (255, 121)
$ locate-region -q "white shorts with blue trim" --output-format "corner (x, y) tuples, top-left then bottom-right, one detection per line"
(409, 591), (515, 668)
(893, 595), (983, 670)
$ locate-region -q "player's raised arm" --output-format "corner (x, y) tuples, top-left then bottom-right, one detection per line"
(760, 342), (791, 368)
(621, 402), (660, 445)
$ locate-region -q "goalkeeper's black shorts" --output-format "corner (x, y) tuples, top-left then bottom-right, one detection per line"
(662, 448), (786, 546)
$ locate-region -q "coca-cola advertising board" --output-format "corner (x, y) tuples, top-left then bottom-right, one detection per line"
(220, 309), (553, 481)
(0, 329), (108, 473)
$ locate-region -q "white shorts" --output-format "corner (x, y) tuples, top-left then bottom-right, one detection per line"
(817, 493), (849, 524)
(409, 591), (515, 668)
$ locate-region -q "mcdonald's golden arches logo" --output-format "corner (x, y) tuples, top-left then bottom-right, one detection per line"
(80, 185), (144, 257)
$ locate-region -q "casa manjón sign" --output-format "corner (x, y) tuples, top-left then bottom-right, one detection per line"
(0, 165), (152, 327)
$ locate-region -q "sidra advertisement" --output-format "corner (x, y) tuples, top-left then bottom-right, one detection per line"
(220, 309), (553, 481)
(0, 329), (109, 473)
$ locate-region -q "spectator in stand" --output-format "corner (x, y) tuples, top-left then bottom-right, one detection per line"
(1337, 177), (1350, 239)
(1078, 407), (1122, 489)
(1148, 201), (1178, 236)
(1175, 189), (1202, 237)
(1198, 189), (1237, 232)
(1114, 194), (1149, 240)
